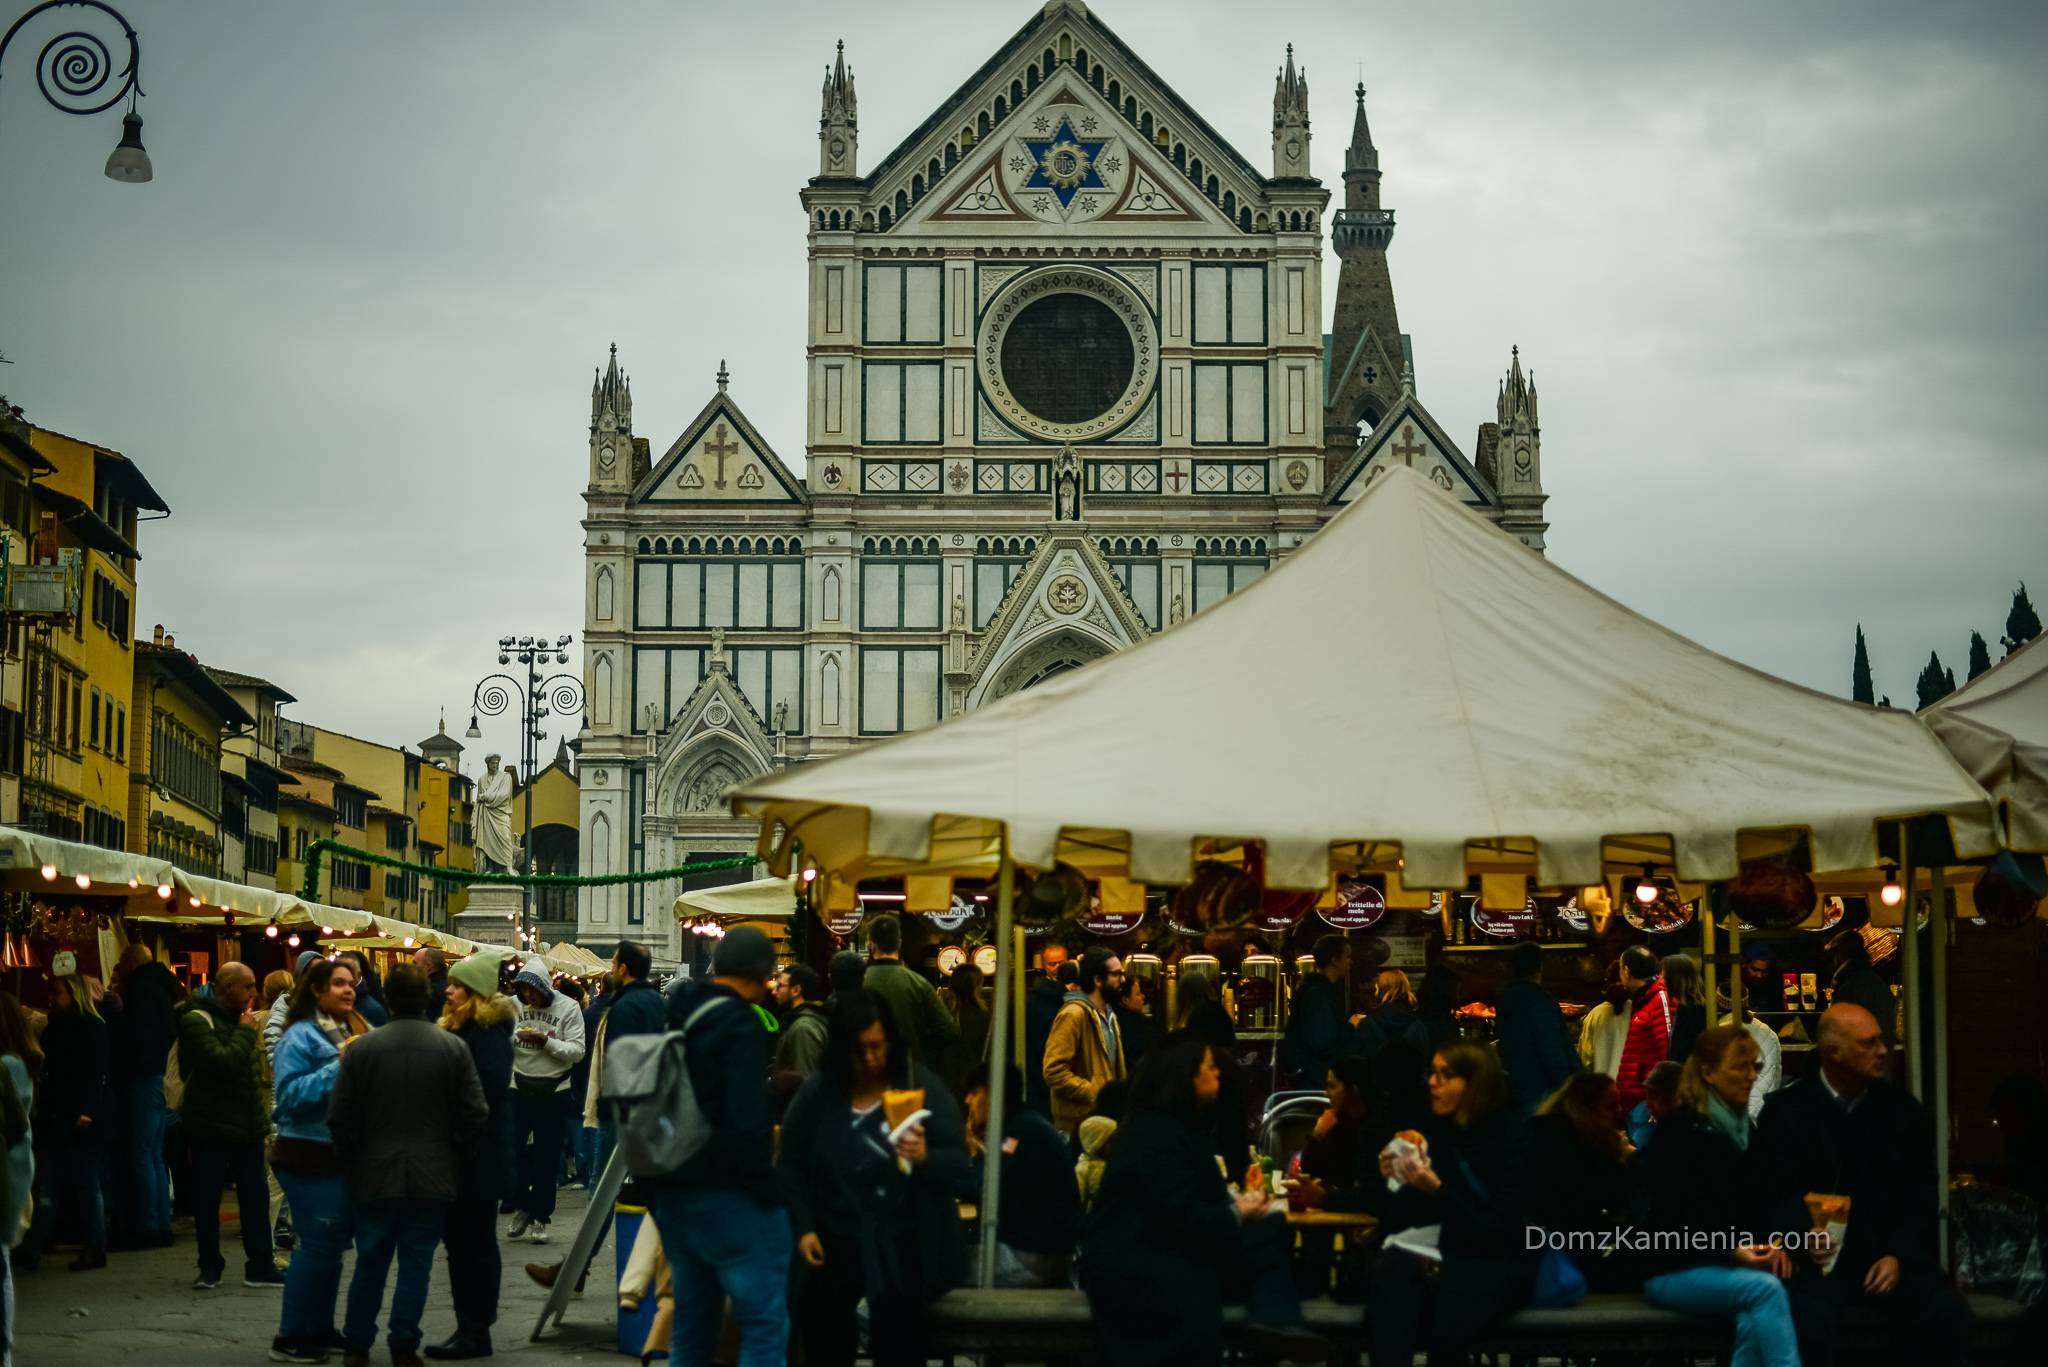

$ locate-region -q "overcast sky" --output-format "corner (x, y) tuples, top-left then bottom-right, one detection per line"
(2, 0), (2043, 770)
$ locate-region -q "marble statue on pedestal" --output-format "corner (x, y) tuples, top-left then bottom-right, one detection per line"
(474, 753), (519, 873)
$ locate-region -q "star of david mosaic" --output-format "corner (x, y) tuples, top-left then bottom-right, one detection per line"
(1021, 118), (1110, 209)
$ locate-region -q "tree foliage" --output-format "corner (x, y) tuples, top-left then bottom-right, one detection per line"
(1915, 650), (1957, 709)
(1968, 631), (1992, 681)
(1852, 626), (1875, 705)
(2005, 584), (2042, 657)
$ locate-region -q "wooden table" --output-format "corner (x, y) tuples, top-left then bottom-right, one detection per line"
(1284, 1210), (1378, 1231)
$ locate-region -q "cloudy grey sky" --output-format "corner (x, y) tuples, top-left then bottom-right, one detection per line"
(2, 0), (2043, 770)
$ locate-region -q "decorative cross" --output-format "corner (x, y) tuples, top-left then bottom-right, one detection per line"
(1392, 424), (1425, 466)
(704, 423), (740, 489)
(1165, 463), (1187, 492)
(1363, 366), (1377, 384)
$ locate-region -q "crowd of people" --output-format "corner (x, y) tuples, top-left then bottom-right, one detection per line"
(0, 917), (2028, 1367)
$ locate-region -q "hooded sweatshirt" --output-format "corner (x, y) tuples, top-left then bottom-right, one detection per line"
(511, 966), (585, 1092)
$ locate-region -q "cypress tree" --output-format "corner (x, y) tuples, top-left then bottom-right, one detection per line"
(1967, 631), (1992, 681)
(1852, 626), (1875, 704)
(2005, 584), (2042, 656)
(1915, 651), (1956, 709)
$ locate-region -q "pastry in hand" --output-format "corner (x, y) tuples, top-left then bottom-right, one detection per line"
(883, 1088), (926, 1130)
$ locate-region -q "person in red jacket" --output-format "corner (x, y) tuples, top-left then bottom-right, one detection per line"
(1615, 945), (1674, 1111)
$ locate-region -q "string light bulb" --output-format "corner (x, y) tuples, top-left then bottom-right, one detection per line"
(156, 883), (173, 900)
(74, 873), (91, 890)
(189, 895), (202, 908)
(1880, 866), (1904, 908)
(287, 934), (301, 948)
(265, 925), (279, 939)
(127, 878), (140, 890)
(39, 865), (56, 881)
(1631, 864), (1662, 906)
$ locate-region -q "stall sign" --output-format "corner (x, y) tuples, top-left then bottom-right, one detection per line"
(1253, 890), (1316, 934)
(937, 945), (967, 975)
(1236, 975), (1277, 1013)
(1471, 897), (1540, 939)
(1078, 910), (1144, 937)
(1549, 897), (1590, 935)
(825, 907), (862, 937)
(971, 945), (999, 975)
(925, 896), (977, 933)
(1321, 879), (1387, 930)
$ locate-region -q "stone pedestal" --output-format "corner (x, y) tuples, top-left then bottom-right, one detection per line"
(455, 885), (523, 948)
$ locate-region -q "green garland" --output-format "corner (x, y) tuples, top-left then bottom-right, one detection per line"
(299, 839), (758, 905)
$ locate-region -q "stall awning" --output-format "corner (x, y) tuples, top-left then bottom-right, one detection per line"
(673, 876), (797, 923)
(735, 465), (1998, 890)
(1922, 633), (2048, 853)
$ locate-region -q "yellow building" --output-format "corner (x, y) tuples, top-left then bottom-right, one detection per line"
(0, 413), (166, 849)
(128, 635), (255, 877)
(297, 726), (427, 925)
(416, 720), (474, 928)
(209, 668), (297, 891)
(276, 755), (373, 909)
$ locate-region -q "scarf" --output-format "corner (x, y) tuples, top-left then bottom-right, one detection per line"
(1707, 1091), (1752, 1151)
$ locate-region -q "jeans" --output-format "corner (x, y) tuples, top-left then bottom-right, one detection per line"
(441, 1200), (500, 1329)
(511, 1086), (570, 1223)
(652, 1185), (791, 1367)
(120, 1075), (172, 1237)
(1645, 1265), (1799, 1367)
(191, 1137), (273, 1280)
(1369, 1249), (1534, 1367)
(26, 1127), (106, 1254)
(344, 1199), (448, 1352)
(802, 1228), (916, 1367)
(275, 1170), (352, 1342)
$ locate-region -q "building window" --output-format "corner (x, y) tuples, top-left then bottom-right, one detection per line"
(861, 361), (943, 445)
(634, 557), (803, 631)
(1192, 365), (1268, 446)
(1191, 264), (1266, 345)
(973, 559), (1026, 629)
(115, 704), (125, 763)
(246, 833), (278, 878)
(386, 816), (407, 850)
(88, 687), (101, 748)
(862, 263), (943, 344)
(729, 647), (803, 732)
(335, 791), (366, 828)
(861, 560), (942, 631)
(630, 646), (706, 734)
(1105, 558), (1163, 629)
(1191, 551), (1268, 614)
(151, 711), (220, 815)
(860, 648), (942, 734)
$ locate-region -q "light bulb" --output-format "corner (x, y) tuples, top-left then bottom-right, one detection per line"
(127, 878), (140, 890)
(157, 883), (173, 899)
(265, 925), (279, 939)
(322, 926), (333, 935)
(39, 865), (56, 881)
(189, 895), (202, 908)
(1634, 881), (1659, 905)
(288, 934), (301, 948)
(403, 936), (415, 948)
(1880, 868), (1904, 908)
(74, 873), (91, 890)
(802, 868), (818, 882)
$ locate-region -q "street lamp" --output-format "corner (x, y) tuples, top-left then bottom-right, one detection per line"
(470, 632), (581, 943)
(0, 2), (150, 182)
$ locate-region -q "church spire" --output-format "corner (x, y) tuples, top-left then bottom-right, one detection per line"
(1271, 44), (1311, 179)
(589, 342), (633, 489)
(1323, 77), (1404, 469)
(819, 39), (858, 178)
(1492, 345), (1548, 553)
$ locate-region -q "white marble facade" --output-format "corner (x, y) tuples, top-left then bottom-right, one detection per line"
(573, 3), (1549, 956)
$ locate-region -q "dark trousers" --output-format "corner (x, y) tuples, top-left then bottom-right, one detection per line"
(442, 1199), (501, 1329)
(511, 1086), (569, 1223)
(344, 1198), (448, 1352)
(191, 1137), (273, 1280)
(26, 1127), (107, 1255)
(800, 1227), (925, 1367)
(1788, 1263), (1974, 1367)
(119, 1075), (172, 1237)
(1369, 1248), (1534, 1367)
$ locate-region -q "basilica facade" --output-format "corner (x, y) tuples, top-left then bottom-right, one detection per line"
(573, 1), (1549, 955)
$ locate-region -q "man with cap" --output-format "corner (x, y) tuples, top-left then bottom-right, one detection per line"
(649, 926), (789, 1366)
(1740, 941), (1782, 1012)
(506, 964), (586, 1245)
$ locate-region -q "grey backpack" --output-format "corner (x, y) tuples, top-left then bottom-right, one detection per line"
(600, 996), (732, 1179)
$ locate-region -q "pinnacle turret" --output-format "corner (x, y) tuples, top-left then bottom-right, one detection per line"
(1270, 44), (1312, 179)
(819, 39), (858, 177)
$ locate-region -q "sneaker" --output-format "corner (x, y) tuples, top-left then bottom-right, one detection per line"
(563, 1181), (586, 1191)
(245, 1268), (288, 1288)
(524, 1261), (586, 1297)
(527, 1221), (550, 1245)
(506, 1211), (532, 1239)
(194, 1272), (222, 1290)
(269, 1336), (330, 1364)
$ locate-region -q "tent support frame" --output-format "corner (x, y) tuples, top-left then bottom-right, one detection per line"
(977, 840), (1015, 1289)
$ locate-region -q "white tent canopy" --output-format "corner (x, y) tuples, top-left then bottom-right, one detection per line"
(673, 876), (796, 923)
(1923, 633), (2048, 853)
(736, 464), (1997, 891)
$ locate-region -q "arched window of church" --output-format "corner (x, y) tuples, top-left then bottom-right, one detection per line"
(1206, 176), (1219, 202)
(595, 567), (615, 622)
(993, 95), (1007, 122)
(928, 157), (941, 184)
(822, 566), (842, 622)
(978, 110), (990, 137)
(1026, 64), (1039, 91)
(1012, 79), (1024, 107)
(821, 654), (841, 726)
(590, 811), (611, 880)
(945, 145), (957, 170)
(1092, 64), (1104, 92)
(593, 654), (613, 724)
(1125, 96), (1138, 123)
(1189, 157), (1203, 185)
(862, 212), (875, 231)
(1108, 79), (1121, 109)
(911, 175), (924, 203)
(1140, 111), (1153, 139)
(637, 537), (650, 554)
(880, 206), (893, 230)
(1238, 207), (1252, 232)
(1174, 145), (1187, 171)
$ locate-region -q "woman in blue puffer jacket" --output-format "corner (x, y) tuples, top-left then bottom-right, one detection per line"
(269, 958), (369, 1365)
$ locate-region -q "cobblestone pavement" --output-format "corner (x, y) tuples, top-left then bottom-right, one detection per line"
(15, 1189), (629, 1366)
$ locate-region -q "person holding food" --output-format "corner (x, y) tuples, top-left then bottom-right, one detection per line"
(779, 989), (967, 1367)
(1082, 1030), (1327, 1367)
(1367, 1041), (1535, 1367)
(1634, 1024), (1800, 1367)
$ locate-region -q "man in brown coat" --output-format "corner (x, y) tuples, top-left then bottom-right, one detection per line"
(1043, 948), (1127, 1133)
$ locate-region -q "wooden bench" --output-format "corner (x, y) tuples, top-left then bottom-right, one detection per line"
(925, 1287), (2029, 1363)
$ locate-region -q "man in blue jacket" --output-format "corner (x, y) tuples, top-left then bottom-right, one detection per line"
(1284, 935), (1353, 1090)
(651, 926), (788, 1367)
(1494, 939), (1577, 1116)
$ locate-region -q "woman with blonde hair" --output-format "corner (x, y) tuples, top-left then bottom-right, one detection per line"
(1635, 1024), (1797, 1367)
(24, 970), (111, 1271)
(1662, 953), (1707, 1065)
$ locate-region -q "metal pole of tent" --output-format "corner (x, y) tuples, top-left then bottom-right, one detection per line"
(1930, 864), (1951, 1268)
(1701, 899), (1717, 1023)
(1013, 921), (1026, 1068)
(1900, 830), (1922, 1102)
(1728, 916), (1744, 1023)
(978, 840), (1015, 1289)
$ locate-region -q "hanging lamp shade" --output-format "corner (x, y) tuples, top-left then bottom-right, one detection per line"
(104, 111), (152, 183)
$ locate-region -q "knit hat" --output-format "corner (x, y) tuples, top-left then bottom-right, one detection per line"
(712, 926), (775, 980)
(513, 964), (555, 1005)
(1078, 1114), (1118, 1158)
(449, 951), (503, 999)
(1743, 942), (1774, 962)
(295, 949), (322, 978)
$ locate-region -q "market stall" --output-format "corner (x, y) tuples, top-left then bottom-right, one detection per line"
(673, 875), (799, 965)
(732, 465), (2000, 1283)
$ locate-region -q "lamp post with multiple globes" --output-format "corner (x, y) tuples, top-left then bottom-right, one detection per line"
(466, 634), (583, 947)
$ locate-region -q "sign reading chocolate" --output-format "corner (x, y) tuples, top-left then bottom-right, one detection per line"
(826, 907), (862, 937)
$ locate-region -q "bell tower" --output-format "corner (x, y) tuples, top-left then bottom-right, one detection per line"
(819, 40), (858, 178)
(1324, 84), (1404, 470)
(1493, 347), (1549, 553)
(1271, 45), (1310, 180)
(590, 343), (633, 490)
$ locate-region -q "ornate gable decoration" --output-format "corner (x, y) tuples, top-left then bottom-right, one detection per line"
(967, 530), (1150, 705)
(637, 388), (805, 507)
(652, 646), (776, 816)
(1326, 392), (1499, 510)
(1019, 114), (1111, 217)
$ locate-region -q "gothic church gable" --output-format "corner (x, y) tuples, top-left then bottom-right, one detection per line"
(650, 658), (775, 818)
(637, 388), (805, 506)
(968, 530), (1149, 706)
(1326, 392), (1498, 510)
